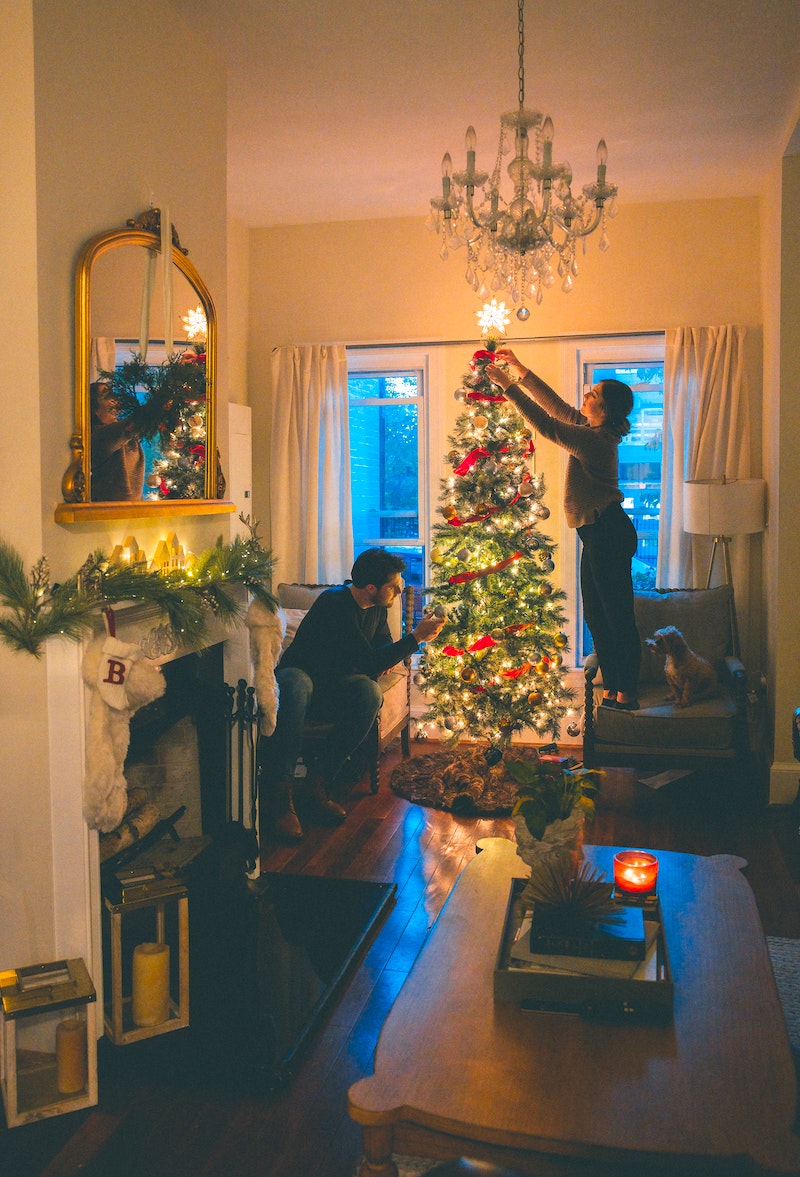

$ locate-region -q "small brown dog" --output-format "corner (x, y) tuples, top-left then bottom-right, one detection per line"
(646, 626), (718, 707)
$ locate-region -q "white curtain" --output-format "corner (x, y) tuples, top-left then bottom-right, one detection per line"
(269, 344), (354, 584)
(89, 337), (117, 383)
(657, 325), (750, 590)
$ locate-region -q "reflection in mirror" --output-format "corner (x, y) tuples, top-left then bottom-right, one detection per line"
(59, 210), (230, 520)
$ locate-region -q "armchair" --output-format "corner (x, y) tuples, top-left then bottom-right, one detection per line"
(583, 585), (753, 784)
(274, 581), (415, 793)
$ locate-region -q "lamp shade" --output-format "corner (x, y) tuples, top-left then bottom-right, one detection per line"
(683, 478), (765, 536)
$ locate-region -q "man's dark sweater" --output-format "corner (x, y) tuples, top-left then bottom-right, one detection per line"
(278, 585), (418, 692)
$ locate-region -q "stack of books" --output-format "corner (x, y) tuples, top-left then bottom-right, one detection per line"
(512, 905), (660, 981)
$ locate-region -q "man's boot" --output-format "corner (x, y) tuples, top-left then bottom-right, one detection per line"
(267, 779), (303, 842)
(307, 778), (347, 825)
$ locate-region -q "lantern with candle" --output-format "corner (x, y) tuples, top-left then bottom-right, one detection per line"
(102, 883), (189, 1045)
(0, 958), (97, 1127)
(614, 850), (659, 896)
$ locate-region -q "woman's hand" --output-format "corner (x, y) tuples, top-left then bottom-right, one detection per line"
(485, 363), (514, 392)
(493, 348), (529, 381)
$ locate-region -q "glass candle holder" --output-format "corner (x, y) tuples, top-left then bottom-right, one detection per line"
(614, 850), (659, 894)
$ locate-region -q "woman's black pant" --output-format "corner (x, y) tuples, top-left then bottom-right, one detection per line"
(577, 501), (641, 697)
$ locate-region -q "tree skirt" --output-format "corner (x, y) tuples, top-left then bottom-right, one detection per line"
(390, 747), (523, 815)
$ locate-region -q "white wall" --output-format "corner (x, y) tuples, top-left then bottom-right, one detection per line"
(0, 0), (232, 970)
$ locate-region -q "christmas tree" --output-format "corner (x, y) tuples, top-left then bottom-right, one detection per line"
(145, 307), (208, 500)
(415, 301), (578, 762)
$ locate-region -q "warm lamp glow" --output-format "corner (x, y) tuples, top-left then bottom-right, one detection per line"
(614, 850), (659, 894)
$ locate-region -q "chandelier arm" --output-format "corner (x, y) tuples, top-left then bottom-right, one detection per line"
(551, 205), (603, 240)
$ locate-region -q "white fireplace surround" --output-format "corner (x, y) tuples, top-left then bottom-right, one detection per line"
(45, 595), (252, 1026)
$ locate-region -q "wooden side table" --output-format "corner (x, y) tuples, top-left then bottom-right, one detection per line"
(103, 884), (189, 1045)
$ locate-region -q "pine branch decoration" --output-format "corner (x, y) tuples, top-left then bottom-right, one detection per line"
(0, 518), (278, 658)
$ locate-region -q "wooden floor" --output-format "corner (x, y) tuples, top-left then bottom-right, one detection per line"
(3, 744), (800, 1177)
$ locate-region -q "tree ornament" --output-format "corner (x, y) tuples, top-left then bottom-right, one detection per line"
(550, 653), (563, 668)
(538, 582), (553, 597)
(537, 505), (551, 521)
(527, 690), (543, 706)
(534, 658), (550, 675)
(431, 547), (444, 564)
(541, 557), (555, 574)
(447, 450), (460, 465)
(567, 721), (581, 738)
(518, 481), (535, 497)
(490, 628), (505, 641)
(473, 414), (489, 429)
(554, 633), (568, 648)
(444, 716), (457, 730)
(484, 746), (503, 766)
(460, 666), (477, 682)
(441, 505), (457, 520)
(456, 547), (470, 562)
(413, 672), (426, 686)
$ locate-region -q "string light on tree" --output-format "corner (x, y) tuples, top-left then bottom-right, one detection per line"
(416, 303), (574, 762)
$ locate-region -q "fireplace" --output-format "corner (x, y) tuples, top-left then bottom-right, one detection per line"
(46, 600), (253, 1024)
(122, 644), (229, 844)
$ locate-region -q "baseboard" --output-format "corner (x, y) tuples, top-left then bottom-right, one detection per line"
(769, 761), (800, 806)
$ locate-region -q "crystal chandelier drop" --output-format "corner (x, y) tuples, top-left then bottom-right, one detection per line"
(426, 0), (618, 320)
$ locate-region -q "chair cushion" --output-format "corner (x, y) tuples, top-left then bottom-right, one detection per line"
(280, 608), (307, 654)
(594, 682), (739, 750)
(634, 585), (733, 685)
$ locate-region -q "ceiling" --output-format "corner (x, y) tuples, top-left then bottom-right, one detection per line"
(170, 0), (800, 228)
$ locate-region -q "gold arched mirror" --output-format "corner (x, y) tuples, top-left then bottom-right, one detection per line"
(57, 209), (232, 522)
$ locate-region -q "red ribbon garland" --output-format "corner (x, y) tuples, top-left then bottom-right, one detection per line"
(449, 552), (522, 585)
(465, 389), (506, 403)
(453, 447), (489, 477)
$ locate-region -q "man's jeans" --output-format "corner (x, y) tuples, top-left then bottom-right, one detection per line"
(264, 667), (383, 786)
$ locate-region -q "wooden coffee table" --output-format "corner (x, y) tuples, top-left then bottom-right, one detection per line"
(348, 837), (800, 1175)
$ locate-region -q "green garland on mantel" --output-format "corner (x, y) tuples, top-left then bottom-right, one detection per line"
(0, 517), (278, 658)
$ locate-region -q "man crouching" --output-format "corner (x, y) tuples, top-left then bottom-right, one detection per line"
(263, 549), (445, 841)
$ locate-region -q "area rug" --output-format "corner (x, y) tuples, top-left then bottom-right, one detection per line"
(390, 747), (529, 815)
(767, 936), (800, 1056)
(353, 1158), (439, 1177)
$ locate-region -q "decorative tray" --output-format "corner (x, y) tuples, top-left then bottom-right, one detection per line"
(494, 878), (674, 1023)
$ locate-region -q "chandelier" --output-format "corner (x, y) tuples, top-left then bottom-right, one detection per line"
(427, 0), (618, 319)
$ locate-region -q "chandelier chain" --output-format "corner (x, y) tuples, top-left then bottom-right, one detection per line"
(517, 0), (525, 108)
(427, 0), (618, 314)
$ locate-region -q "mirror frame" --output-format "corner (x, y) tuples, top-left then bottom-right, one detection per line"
(56, 212), (232, 522)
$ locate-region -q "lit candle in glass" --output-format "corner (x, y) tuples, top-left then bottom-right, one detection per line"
(614, 850), (659, 894)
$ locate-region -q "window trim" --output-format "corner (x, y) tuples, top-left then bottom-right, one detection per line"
(346, 346), (445, 577)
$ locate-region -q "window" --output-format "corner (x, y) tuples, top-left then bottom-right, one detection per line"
(568, 338), (665, 661)
(347, 353), (432, 620)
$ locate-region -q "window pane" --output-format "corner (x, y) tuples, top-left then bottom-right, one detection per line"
(348, 373), (419, 401)
(348, 364), (425, 623)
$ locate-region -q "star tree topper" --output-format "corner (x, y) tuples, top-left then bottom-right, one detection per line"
(476, 298), (511, 346)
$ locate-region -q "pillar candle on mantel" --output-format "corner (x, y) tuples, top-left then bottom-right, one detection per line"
(55, 1016), (87, 1094)
(131, 942), (170, 1026)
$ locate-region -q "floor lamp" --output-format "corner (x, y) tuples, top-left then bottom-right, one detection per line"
(683, 477), (766, 657)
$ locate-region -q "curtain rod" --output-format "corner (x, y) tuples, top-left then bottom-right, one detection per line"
(344, 329), (664, 351)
